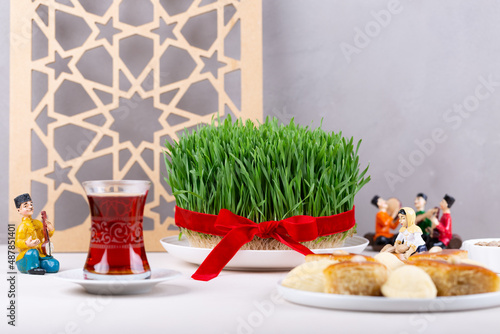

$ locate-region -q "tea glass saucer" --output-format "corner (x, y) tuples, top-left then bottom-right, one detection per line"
(56, 268), (181, 295)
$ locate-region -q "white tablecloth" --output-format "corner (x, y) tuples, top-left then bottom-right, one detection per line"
(1, 245), (498, 334)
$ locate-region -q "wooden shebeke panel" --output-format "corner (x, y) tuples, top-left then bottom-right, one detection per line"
(10, 0), (263, 251)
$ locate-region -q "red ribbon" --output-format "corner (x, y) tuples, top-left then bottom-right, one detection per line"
(175, 205), (356, 281)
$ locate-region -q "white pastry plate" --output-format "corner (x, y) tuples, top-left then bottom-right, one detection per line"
(277, 282), (500, 312)
(56, 269), (181, 295)
(160, 235), (368, 271)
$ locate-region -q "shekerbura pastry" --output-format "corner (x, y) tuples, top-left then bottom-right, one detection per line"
(281, 259), (338, 292)
(381, 265), (437, 298)
(374, 252), (405, 271)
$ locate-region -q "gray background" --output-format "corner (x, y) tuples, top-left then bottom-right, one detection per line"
(2, 0), (500, 243)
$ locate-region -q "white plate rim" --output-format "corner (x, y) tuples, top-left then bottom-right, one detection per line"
(56, 268), (181, 285)
(160, 235), (369, 270)
(161, 235), (369, 253)
(277, 281), (500, 312)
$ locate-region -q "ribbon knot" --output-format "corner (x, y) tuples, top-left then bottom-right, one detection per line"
(256, 220), (280, 238)
(174, 205), (356, 281)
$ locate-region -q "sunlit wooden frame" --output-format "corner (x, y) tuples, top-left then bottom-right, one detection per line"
(10, 0), (262, 251)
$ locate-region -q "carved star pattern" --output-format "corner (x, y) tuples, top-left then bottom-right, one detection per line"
(110, 93), (163, 147)
(45, 161), (72, 190)
(151, 18), (177, 44)
(200, 51), (227, 78)
(24, 0), (252, 249)
(46, 52), (73, 79)
(96, 17), (122, 45)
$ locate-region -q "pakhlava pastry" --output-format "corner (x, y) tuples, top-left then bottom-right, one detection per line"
(407, 248), (468, 262)
(305, 251), (376, 263)
(411, 259), (500, 296)
(323, 261), (388, 296)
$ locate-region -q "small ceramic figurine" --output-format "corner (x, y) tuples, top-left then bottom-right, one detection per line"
(14, 193), (59, 274)
(370, 195), (400, 251)
(381, 207), (427, 259)
(414, 193), (434, 239)
(428, 194), (455, 249)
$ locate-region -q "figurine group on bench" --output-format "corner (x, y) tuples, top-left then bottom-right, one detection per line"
(366, 193), (459, 259)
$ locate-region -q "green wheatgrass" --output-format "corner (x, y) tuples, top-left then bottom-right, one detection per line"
(164, 116), (370, 250)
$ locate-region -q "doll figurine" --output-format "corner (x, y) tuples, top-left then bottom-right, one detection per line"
(428, 194), (455, 248)
(381, 207), (427, 259)
(14, 193), (59, 274)
(370, 195), (400, 250)
(414, 193), (433, 238)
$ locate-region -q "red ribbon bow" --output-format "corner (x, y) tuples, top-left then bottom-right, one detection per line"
(174, 206), (356, 281)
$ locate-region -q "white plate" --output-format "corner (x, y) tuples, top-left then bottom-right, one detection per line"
(277, 282), (500, 312)
(160, 235), (368, 270)
(56, 269), (181, 295)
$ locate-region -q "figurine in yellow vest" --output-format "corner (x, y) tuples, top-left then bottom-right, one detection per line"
(14, 193), (59, 274)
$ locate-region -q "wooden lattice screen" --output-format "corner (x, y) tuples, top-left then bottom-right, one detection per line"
(10, 0), (262, 251)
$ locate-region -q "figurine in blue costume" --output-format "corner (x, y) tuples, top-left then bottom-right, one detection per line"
(14, 193), (59, 274)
